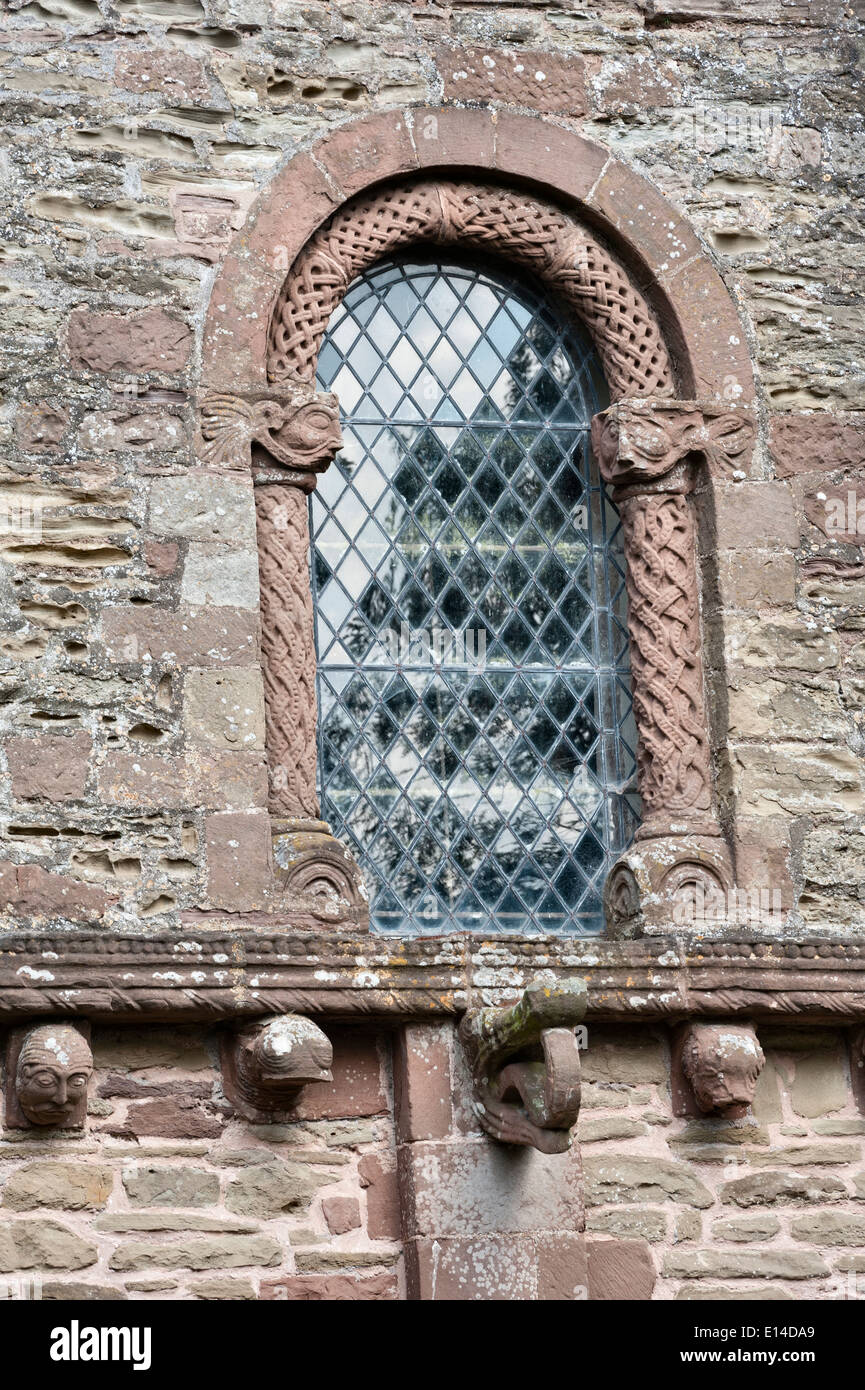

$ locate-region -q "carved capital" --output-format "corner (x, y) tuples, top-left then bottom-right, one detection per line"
(676, 1021), (764, 1118)
(5, 1021), (93, 1130)
(272, 819), (369, 931)
(605, 835), (734, 938)
(199, 383), (342, 478)
(221, 1014), (333, 1122)
(459, 978), (586, 1153)
(592, 399), (755, 494)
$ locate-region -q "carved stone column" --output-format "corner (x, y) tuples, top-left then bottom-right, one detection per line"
(591, 399), (755, 936)
(199, 385), (368, 929)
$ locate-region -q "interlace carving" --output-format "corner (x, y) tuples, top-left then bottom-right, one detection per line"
(619, 492), (713, 818)
(268, 180), (674, 399)
(255, 482), (321, 819)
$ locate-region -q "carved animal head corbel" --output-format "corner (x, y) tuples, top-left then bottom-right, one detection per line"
(5, 1021), (93, 1130)
(459, 978), (587, 1154)
(675, 1020), (764, 1118)
(221, 1014), (333, 1122)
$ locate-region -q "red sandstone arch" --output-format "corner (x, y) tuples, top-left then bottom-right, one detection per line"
(201, 107), (755, 408)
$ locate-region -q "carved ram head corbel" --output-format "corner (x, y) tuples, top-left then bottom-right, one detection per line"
(221, 1014), (333, 1123)
(459, 978), (587, 1154)
(674, 1020), (765, 1118)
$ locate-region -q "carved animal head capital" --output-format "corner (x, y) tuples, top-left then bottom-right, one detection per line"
(680, 1021), (764, 1118)
(13, 1023), (93, 1128)
(199, 383), (342, 475)
(592, 400), (755, 492)
(222, 1014), (333, 1122)
(459, 978), (586, 1153)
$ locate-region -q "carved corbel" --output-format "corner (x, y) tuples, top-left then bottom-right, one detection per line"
(459, 979), (586, 1154)
(221, 1014), (333, 1122)
(673, 1020), (764, 1118)
(5, 1021), (93, 1131)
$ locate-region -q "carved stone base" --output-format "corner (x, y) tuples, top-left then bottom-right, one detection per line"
(604, 835), (734, 938)
(271, 819), (369, 931)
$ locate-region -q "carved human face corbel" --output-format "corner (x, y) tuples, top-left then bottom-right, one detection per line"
(5, 1022), (93, 1130)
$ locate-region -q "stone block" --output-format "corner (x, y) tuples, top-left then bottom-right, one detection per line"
(586, 1238), (656, 1300)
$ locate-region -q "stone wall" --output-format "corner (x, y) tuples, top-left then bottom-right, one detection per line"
(3, 1020), (865, 1300)
(0, 0), (863, 1301)
(0, 0), (862, 938)
(0, 1023), (402, 1301)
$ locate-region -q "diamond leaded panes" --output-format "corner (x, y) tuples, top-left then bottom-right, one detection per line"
(312, 258), (639, 935)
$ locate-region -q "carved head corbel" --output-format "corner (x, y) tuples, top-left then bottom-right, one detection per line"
(221, 1014), (333, 1122)
(677, 1020), (764, 1118)
(459, 978), (587, 1154)
(5, 1022), (93, 1130)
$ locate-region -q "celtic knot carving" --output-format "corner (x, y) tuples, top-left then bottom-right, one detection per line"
(267, 179), (674, 400)
(255, 482), (320, 819)
(619, 491), (713, 819)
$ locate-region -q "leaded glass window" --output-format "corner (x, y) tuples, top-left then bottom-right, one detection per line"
(311, 257), (638, 936)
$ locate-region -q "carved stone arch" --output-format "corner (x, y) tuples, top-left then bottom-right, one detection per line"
(199, 107), (759, 938)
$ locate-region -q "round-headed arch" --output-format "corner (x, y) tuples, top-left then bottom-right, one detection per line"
(201, 107), (755, 407)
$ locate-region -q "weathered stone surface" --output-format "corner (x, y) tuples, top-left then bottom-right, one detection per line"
(358, 1151), (400, 1241)
(665, 1250), (828, 1279)
(677, 1283), (795, 1301)
(791, 1212), (865, 1245)
(191, 1276), (257, 1300)
(583, 1156), (713, 1209)
(224, 1162), (322, 1217)
(260, 1272), (398, 1300)
(321, 1195), (361, 1235)
(402, 1140), (584, 1238)
(581, 1030), (667, 1085)
(0, 861), (114, 923)
(0, 1219), (97, 1272)
(181, 547), (260, 610)
(2, 1163), (113, 1212)
(790, 1049), (848, 1118)
(394, 1023), (452, 1143)
(438, 45), (588, 115)
(720, 1170), (849, 1206)
(711, 1215), (780, 1242)
(204, 809), (271, 912)
(184, 668), (265, 750)
(586, 1238), (656, 1301)
(115, 48), (210, 102)
(109, 1235), (282, 1272)
(769, 413), (865, 479)
(67, 309), (192, 374)
(122, 1165), (220, 1209)
(713, 482), (799, 551)
(586, 1208), (667, 1242)
(6, 732), (91, 801)
(149, 473), (256, 545)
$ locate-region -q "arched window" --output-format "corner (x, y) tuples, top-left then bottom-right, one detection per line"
(311, 257), (638, 935)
